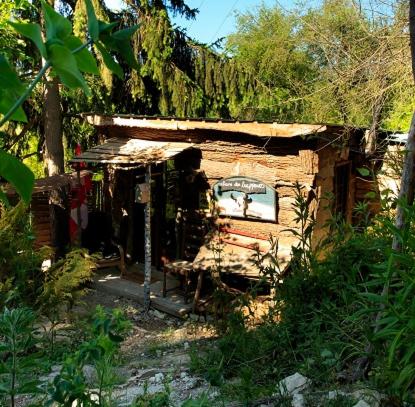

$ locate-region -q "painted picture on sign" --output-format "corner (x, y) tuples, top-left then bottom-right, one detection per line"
(212, 177), (277, 222)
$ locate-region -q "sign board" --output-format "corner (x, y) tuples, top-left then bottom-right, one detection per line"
(212, 177), (276, 222)
(135, 182), (150, 203)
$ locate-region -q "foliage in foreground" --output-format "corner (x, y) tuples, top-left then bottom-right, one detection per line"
(191, 192), (415, 405)
(0, 202), (94, 312)
(0, 305), (131, 406)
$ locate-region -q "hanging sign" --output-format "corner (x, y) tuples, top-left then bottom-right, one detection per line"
(213, 177), (276, 221)
(135, 182), (150, 203)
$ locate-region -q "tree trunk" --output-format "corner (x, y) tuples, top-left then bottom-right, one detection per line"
(43, 76), (64, 176)
(392, 1), (415, 249)
(42, 0), (64, 177)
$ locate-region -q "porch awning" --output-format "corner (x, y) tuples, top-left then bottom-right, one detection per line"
(69, 137), (194, 166)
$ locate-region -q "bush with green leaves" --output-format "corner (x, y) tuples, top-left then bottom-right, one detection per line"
(191, 188), (415, 404)
(47, 305), (131, 406)
(0, 201), (95, 317)
(0, 0), (139, 205)
(0, 202), (50, 308)
(0, 307), (45, 407)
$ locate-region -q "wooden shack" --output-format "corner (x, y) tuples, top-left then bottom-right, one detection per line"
(5, 171), (90, 256)
(69, 115), (375, 281)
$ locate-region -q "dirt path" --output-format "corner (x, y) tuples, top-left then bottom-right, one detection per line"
(79, 289), (219, 406)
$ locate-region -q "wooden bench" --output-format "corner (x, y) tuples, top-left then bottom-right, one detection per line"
(94, 241), (126, 276)
(162, 260), (204, 312)
(162, 210), (208, 312)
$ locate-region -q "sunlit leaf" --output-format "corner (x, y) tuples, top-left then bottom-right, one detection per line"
(48, 44), (90, 95)
(0, 55), (25, 91)
(0, 149), (34, 203)
(111, 24), (139, 41)
(0, 89), (27, 122)
(8, 22), (47, 59)
(364, 191), (376, 199)
(41, 0), (72, 41)
(84, 0), (99, 41)
(357, 167), (370, 177)
(98, 20), (118, 34)
(95, 42), (123, 79)
(64, 36), (99, 75)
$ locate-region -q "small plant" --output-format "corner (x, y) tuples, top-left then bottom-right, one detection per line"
(0, 202), (51, 308)
(0, 307), (44, 407)
(181, 393), (212, 406)
(47, 305), (131, 406)
(38, 249), (95, 352)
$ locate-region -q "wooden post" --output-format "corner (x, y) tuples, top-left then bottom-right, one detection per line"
(76, 168), (82, 246)
(144, 164), (152, 311)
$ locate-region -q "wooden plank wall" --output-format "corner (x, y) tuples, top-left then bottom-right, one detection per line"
(107, 126), (324, 246)
(31, 193), (52, 249)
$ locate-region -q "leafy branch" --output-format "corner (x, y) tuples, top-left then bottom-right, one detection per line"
(0, 0), (139, 203)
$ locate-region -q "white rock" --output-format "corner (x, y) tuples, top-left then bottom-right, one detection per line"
(154, 372), (164, 383)
(151, 310), (166, 319)
(82, 365), (97, 384)
(183, 342), (190, 350)
(180, 372), (188, 379)
(328, 390), (347, 400)
(352, 389), (382, 407)
(292, 393), (305, 407)
(278, 373), (310, 395)
(353, 401), (371, 407)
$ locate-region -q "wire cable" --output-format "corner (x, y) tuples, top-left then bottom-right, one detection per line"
(209, 0), (240, 44)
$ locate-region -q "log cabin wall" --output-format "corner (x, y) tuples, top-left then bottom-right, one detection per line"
(104, 125), (362, 248)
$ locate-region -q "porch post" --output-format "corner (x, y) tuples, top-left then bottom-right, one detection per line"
(144, 164), (152, 311)
(76, 167), (82, 246)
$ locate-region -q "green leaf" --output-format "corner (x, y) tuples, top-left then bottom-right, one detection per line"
(111, 24), (139, 41)
(84, 0), (99, 41)
(17, 380), (42, 394)
(0, 55), (25, 91)
(360, 292), (386, 303)
(364, 191), (376, 199)
(357, 167), (370, 177)
(95, 42), (123, 79)
(98, 20), (118, 34)
(0, 149), (34, 203)
(41, 0), (72, 41)
(0, 56), (27, 122)
(48, 44), (90, 95)
(8, 22), (47, 59)
(116, 42), (140, 70)
(64, 36), (99, 74)
(0, 89), (27, 122)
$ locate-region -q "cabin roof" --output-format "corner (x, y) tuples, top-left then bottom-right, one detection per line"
(5, 171), (91, 196)
(80, 113), (345, 139)
(69, 137), (194, 165)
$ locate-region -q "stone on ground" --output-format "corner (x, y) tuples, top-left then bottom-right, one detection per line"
(278, 372), (311, 395)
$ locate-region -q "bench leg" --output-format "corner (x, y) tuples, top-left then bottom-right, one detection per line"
(193, 270), (204, 314)
(162, 266), (167, 298)
(184, 271), (191, 304)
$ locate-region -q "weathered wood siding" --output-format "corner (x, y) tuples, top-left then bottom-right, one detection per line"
(106, 126), (327, 245)
(31, 194), (53, 249)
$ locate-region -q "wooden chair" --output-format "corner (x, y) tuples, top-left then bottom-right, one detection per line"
(95, 241), (126, 276)
(83, 211), (126, 276)
(162, 210), (207, 311)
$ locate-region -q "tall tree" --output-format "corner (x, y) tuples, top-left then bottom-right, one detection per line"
(227, 0), (413, 130)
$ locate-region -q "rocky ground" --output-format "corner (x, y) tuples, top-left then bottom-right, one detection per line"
(69, 289), (218, 406)
(16, 288), (386, 406)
